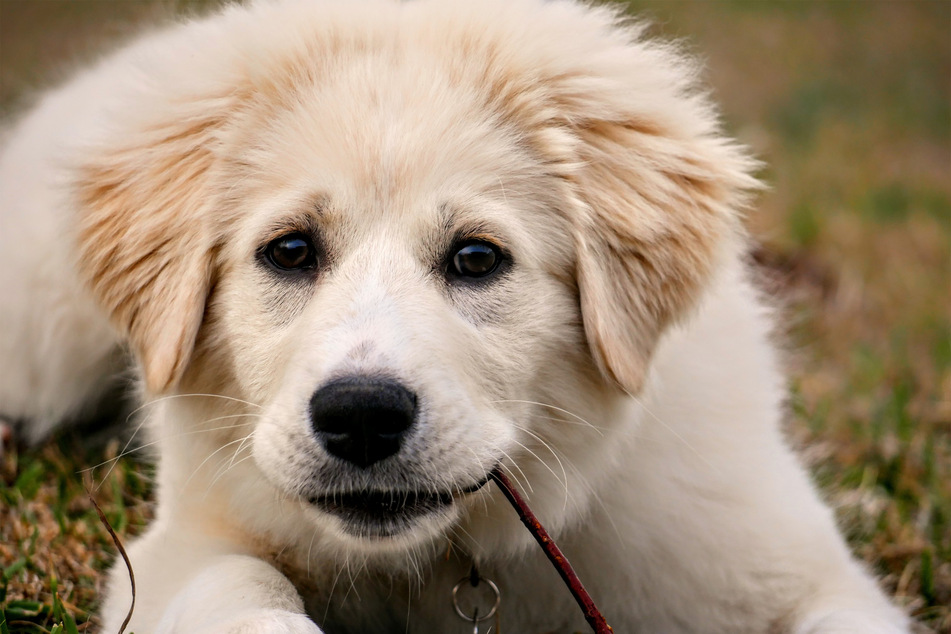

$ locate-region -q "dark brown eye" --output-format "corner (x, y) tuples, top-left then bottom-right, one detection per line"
(265, 233), (317, 271)
(450, 241), (501, 278)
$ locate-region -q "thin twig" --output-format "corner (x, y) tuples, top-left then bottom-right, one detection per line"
(86, 488), (136, 634)
(489, 468), (613, 634)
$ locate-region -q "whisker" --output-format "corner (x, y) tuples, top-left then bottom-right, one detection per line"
(489, 399), (605, 435)
(487, 443), (533, 495)
(620, 387), (719, 474)
(464, 447), (492, 516)
(93, 392), (263, 485)
(321, 553), (342, 624)
(105, 412), (151, 485)
(206, 453), (255, 493)
(406, 544), (423, 589)
(227, 428), (257, 470)
(507, 437), (567, 505)
(107, 391), (264, 464)
(80, 419), (259, 474)
(184, 432), (257, 490)
(136, 392), (264, 411)
(308, 524), (322, 582)
(448, 523), (481, 553)
(530, 412), (606, 431)
(405, 567), (413, 633)
(341, 554), (367, 604)
(511, 424), (571, 511)
(195, 412), (267, 426)
(207, 429), (258, 491)
(95, 408), (156, 489)
(590, 488), (625, 549)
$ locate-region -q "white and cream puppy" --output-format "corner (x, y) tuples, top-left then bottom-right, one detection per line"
(0, 0), (910, 632)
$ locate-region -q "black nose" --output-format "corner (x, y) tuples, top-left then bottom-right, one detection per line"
(309, 377), (417, 468)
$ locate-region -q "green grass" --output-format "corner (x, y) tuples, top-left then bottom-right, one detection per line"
(1, 0), (949, 632)
(1, 440), (153, 633)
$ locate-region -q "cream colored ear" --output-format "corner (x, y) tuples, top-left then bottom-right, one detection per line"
(459, 2), (760, 394)
(570, 119), (756, 394)
(76, 111), (221, 395)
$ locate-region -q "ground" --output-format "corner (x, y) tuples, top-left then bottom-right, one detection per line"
(0, 1), (948, 632)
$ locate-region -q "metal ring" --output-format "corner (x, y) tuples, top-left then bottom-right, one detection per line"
(451, 576), (500, 622)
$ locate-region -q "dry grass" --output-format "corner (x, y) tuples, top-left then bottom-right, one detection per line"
(1, 1), (948, 632)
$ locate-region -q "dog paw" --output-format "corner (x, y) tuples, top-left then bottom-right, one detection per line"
(794, 608), (910, 634)
(193, 610), (323, 634)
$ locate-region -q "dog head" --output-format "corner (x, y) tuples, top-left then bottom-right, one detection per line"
(76, 0), (756, 551)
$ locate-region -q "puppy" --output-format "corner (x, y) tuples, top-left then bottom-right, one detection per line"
(0, 0), (910, 632)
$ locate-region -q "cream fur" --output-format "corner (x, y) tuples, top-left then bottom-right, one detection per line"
(0, 1), (909, 632)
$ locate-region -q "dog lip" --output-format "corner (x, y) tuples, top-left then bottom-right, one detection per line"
(458, 473), (492, 495)
(309, 475), (492, 536)
(312, 489), (453, 514)
(311, 476), (490, 512)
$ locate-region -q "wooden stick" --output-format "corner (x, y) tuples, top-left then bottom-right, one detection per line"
(489, 468), (613, 633)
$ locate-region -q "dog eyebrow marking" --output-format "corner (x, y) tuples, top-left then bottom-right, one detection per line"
(258, 206), (326, 247)
(437, 202), (512, 253)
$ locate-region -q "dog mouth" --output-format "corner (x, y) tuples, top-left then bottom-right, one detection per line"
(310, 476), (491, 539)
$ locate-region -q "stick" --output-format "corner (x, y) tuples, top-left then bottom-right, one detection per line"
(87, 488), (136, 634)
(489, 468), (613, 633)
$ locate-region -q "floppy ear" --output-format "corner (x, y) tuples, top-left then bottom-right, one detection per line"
(467, 2), (760, 394)
(569, 119), (756, 393)
(75, 98), (226, 395)
(499, 12), (760, 394)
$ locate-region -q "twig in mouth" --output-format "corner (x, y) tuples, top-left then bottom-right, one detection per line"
(489, 467), (613, 634)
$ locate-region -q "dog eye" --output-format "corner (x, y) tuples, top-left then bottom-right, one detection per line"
(450, 241), (501, 278)
(264, 233), (317, 271)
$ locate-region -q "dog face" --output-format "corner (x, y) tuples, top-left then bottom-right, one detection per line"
(75, 0), (756, 549)
(211, 76), (593, 542)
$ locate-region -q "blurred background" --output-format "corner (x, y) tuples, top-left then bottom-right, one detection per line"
(1, 0), (948, 631)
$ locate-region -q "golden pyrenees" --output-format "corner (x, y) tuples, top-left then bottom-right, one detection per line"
(0, 0), (908, 632)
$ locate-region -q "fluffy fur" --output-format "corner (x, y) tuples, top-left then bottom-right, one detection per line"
(0, 1), (910, 632)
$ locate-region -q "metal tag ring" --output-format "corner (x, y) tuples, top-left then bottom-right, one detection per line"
(451, 576), (500, 622)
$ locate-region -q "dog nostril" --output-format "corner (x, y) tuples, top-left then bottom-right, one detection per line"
(309, 377), (417, 468)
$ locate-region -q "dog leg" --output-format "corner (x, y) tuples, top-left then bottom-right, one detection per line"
(101, 527), (321, 634)
(157, 557), (322, 634)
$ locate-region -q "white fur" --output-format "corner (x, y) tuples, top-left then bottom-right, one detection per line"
(0, 65), (125, 440)
(0, 1), (909, 632)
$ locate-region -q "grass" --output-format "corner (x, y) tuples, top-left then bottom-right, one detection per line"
(1, 439), (153, 633)
(1, 0), (949, 632)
